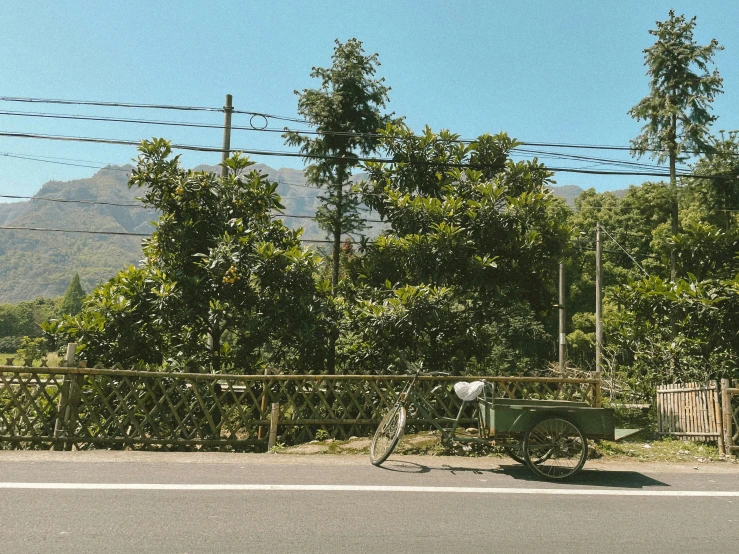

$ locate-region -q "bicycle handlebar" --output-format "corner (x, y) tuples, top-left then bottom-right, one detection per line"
(398, 353), (452, 377)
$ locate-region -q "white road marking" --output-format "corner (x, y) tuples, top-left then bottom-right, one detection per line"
(0, 482), (738, 497)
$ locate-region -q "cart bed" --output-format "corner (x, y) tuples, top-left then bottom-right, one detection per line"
(479, 397), (616, 441)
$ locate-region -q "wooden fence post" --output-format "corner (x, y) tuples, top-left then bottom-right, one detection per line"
(258, 367), (270, 440)
(62, 343), (78, 451)
(712, 381), (725, 456)
(52, 343), (77, 450)
(721, 378), (733, 456)
(267, 402), (279, 451)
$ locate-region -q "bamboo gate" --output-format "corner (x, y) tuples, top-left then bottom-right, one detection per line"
(0, 363), (601, 452)
(721, 378), (739, 456)
(657, 380), (738, 456)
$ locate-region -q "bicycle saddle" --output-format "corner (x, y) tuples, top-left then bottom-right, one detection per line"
(453, 381), (485, 401)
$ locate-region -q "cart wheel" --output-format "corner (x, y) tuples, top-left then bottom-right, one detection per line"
(523, 417), (587, 480)
(369, 404), (407, 466)
(504, 445), (551, 465)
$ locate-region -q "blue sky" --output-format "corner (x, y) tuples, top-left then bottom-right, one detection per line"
(1, 0), (738, 197)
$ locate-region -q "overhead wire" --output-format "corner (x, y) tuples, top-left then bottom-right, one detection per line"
(1, 130), (733, 179)
(599, 225), (650, 276)
(0, 96), (722, 156)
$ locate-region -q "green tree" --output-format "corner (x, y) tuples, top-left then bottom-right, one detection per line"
(284, 38), (395, 289)
(344, 125), (570, 374)
(609, 275), (739, 397)
(52, 140), (330, 372)
(60, 273), (86, 316)
(629, 10), (723, 281)
(688, 131), (739, 230)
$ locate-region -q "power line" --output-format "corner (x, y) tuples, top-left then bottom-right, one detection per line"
(0, 193), (381, 222)
(0, 109), (309, 134)
(1, 129), (729, 179)
(0, 96), (311, 125)
(0, 225), (149, 236)
(1, 151), (129, 171)
(0, 194), (150, 208)
(0, 107), (700, 170)
(0, 96), (225, 113)
(600, 225), (649, 276)
(0, 97), (721, 156)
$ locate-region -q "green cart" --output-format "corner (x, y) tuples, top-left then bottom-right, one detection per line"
(370, 371), (617, 481)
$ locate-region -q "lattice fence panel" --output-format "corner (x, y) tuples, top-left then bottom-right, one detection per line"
(0, 370), (64, 449)
(0, 366), (598, 451)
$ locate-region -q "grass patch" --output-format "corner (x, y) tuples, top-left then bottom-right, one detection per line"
(591, 436), (729, 463)
(0, 352), (61, 367)
(280, 431), (735, 465)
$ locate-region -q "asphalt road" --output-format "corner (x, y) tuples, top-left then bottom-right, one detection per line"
(1, 452), (738, 553)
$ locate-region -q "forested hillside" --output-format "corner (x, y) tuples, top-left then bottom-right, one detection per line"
(0, 161), (588, 302)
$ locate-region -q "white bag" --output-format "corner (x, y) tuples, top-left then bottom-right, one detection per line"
(453, 381), (485, 401)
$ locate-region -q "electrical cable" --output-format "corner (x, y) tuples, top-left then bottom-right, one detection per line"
(599, 225), (650, 276)
(0, 96), (721, 155)
(1, 129), (732, 179)
(0, 225), (149, 236)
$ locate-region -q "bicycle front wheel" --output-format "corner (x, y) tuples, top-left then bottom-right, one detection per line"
(370, 404), (407, 466)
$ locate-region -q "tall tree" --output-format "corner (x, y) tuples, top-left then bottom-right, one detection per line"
(284, 38), (394, 289)
(629, 10), (723, 281)
(345, 125), (570, 374)
(60, 273), (86, 316)
(52, 140), (329, 372)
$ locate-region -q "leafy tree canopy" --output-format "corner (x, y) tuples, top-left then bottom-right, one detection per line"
(337, 125), (570, 374)
(284, 38), (396, 288)
(629, 10), (723, 162)
(52, 140), (330, 372)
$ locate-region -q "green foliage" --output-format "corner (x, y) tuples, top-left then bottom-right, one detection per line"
(0, 297), (61, 352)
(16, 336), (46, 364)
(629, 10), (723, 280)
(284, 38), (396, 288)
(687, 131), (739, 229)
(60, 273), (86, 316)
(49, 140), (331, 372)
(339, 125), (570, 374)
(629, 10), (723, 163)
(608, 275), (739, 397)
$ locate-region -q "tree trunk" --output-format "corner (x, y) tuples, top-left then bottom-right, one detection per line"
(210, 322), (221, 372)
(326, 159), (346, 375)
(669, 113), (678, 283)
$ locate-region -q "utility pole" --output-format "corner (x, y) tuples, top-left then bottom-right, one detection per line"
(221, 94), (234, 178)
(209, 94), (233, 371)
(595, 222), (603, 375)
(558, 262), (566, 372)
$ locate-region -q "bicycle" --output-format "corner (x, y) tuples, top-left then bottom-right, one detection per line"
(369, 358), (615, 481)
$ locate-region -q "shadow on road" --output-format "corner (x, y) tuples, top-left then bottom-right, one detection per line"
(496, 464), (670, 488)
(377, 460), (431, 474)
(379, 459), (669, 488)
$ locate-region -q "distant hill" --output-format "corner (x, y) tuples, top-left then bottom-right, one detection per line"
(0, 164), (615, 302)
(0, 166), (149, 302)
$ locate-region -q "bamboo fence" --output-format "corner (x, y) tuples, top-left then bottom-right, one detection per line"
(655, 380), (739, 456)
(0, 364), (599, 452)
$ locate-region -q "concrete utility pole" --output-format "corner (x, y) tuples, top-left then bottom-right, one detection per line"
(595, 222), (603, 375)
(221, 94), (234, 178)
(209, 94), (234, 371)
(558, 262), (566, 372)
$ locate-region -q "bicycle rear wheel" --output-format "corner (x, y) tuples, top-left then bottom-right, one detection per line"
(370, 404), (407, 466)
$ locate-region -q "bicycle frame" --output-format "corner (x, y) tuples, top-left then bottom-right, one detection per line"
(393, 373), (493, 445)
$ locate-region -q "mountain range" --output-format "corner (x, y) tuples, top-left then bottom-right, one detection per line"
(0, 164), (601, 303)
